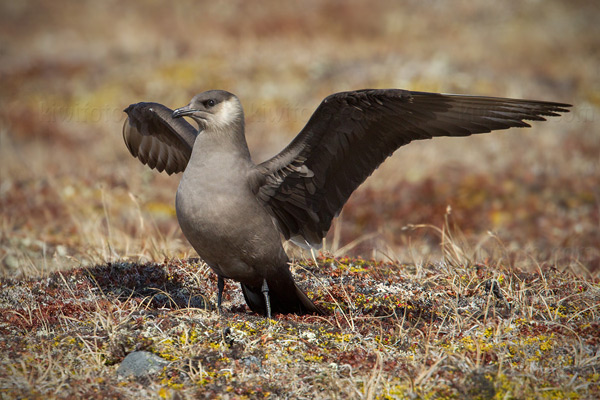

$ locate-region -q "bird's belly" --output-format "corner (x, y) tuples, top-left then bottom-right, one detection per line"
(175, 181), (284, 282)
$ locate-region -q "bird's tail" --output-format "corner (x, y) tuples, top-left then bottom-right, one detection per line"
(241, 281), (323, 316)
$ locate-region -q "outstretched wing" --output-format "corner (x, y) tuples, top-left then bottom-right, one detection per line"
(123, 102), (197, 175)
(254, 89), (571, 248)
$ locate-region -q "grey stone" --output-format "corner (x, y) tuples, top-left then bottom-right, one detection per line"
(117, 351), (170, 378)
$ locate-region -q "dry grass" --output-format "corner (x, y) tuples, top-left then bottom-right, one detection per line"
(1, 0), (599, 398)
(1, 222), (598, 398)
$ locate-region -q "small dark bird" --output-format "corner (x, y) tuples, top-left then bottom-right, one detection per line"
(122, 89), (570, 318)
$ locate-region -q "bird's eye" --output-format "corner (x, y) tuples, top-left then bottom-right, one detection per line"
(205, 99), (216, 108)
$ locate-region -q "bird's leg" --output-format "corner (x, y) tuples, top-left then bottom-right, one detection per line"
(261, 279), (272, 319)
(217, 276), (225, 314)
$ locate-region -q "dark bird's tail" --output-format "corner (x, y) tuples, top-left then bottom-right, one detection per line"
(241, 280), (323, 316)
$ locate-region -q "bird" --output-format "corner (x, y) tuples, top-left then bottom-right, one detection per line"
(122, 88), (571, 318)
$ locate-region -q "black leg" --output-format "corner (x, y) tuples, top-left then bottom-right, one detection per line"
(261, 279), (272, 319)
(217, 276), (225, 314)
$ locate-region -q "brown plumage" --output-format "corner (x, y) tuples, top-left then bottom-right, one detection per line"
(123, 89), (570, 317)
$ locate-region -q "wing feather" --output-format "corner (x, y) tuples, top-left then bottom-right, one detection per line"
(122, 102), (197, 175)
(254, 89), (571, 248)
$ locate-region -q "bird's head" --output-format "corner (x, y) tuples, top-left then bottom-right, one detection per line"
(172, 90), (243, 132)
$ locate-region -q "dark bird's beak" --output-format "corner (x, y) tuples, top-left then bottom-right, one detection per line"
(172, 105), (195, 118)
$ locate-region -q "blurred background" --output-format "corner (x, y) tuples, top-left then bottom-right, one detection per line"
(1, 0), (598, 276)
